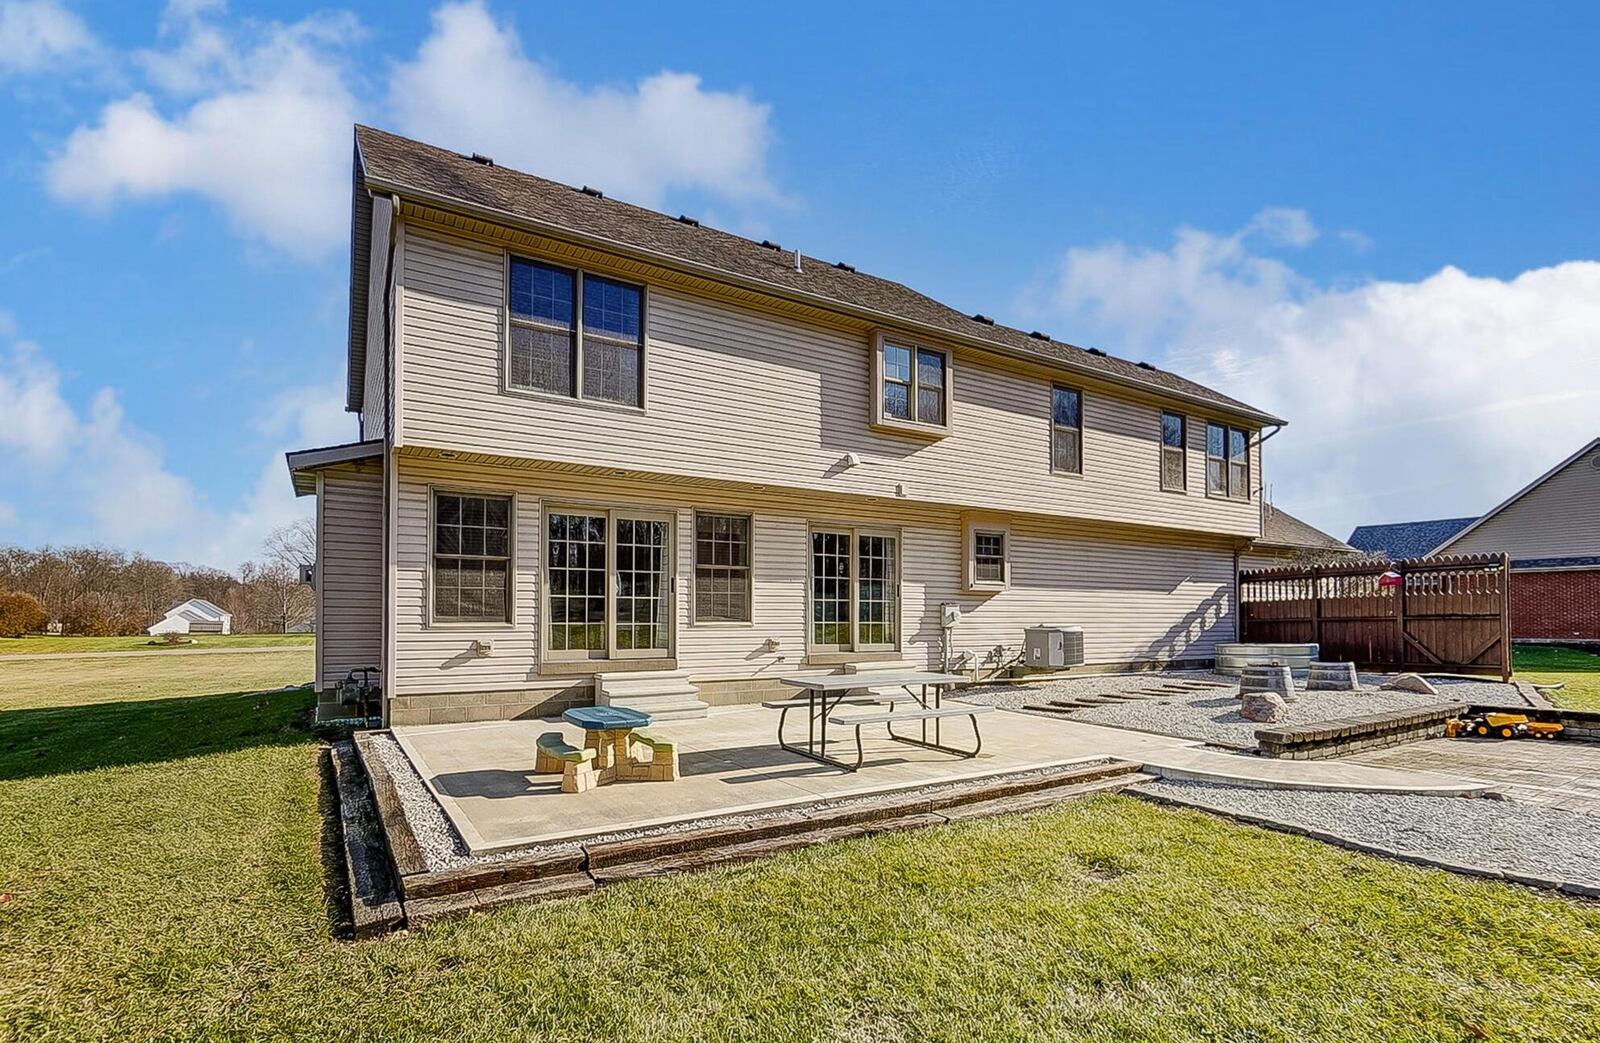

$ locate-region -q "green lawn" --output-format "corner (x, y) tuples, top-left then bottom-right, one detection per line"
(0, 633), (314, 656)
(3, 656), (1599, 1040)
(1514, 643), (1600, 711)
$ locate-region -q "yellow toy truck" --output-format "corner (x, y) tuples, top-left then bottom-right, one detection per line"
(1449, 711), (1564, 740)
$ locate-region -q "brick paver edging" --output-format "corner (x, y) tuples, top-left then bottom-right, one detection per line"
(1254, 703), (1468, 760)
(1131, 786), (1600, 902)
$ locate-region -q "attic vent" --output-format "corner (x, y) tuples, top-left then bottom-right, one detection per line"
(676, 214), (700, 226)
(1136, 361), (1156, 370)
(1029, 330), (1051, 341)
(1087, 347), (1107, 357)
(469, 153), (494, 166)
(834, 261), (856, 272)
(580, 185), (604, 198)
(972, 313), (995, 325)
(760, 239), (782, 250)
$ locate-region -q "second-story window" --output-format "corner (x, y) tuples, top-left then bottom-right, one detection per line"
(1206, 422), (1252, 499)
(509, 258), (643, 407)
(1051, 386), (1083, 474)
(1161, 412), (1187, 491)
(881, 340), (947, 425)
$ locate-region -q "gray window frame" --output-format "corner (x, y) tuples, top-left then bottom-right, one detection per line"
(504, 254), (648, 411)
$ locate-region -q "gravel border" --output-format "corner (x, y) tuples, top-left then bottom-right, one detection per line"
(367, 732), (1114, 871)
(961, 672), (1529, 749)
(1135, 779), (1600, 897)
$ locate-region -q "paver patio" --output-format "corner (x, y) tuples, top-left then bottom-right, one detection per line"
(1347, 737), (1600, 813)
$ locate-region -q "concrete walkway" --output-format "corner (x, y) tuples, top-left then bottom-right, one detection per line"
(0, 644), (313, 663)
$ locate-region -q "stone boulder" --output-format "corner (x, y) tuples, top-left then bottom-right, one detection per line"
(1379, 672), (1438, 696)
(1239, 690), (1290, 723)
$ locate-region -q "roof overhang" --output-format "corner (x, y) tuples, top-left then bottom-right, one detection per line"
(364, 175), (1287, 429)
(286, 440), (384, 496)
(347, 137), (373, 413)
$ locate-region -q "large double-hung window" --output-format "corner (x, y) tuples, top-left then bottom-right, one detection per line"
(1205, 422), (1252, 499)
(810, 528), (900, 652)
(509, 258), (644, 407)
(545, 507), (673, 659)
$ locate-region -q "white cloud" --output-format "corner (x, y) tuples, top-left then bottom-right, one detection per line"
(0, 0), (101, 75)
(0, 330), (349, 569)
(44, 6), (362, 259)
(34, 1), (783, 259)
(388, 1), (779, 209)
(1038, 213), (1600, 540)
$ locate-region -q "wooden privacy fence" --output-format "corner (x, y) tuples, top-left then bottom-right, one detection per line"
(1238, 554), (1511, 680)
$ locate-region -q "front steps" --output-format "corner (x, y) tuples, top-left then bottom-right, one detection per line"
(595, 669), (708, 720)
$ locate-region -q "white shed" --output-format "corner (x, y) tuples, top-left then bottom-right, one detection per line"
(147, 598), (233, 635)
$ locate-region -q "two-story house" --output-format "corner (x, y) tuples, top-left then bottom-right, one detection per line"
(287, 126), (1286, 726)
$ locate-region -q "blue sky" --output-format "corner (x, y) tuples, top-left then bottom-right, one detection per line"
(2, 1), (1597, 568)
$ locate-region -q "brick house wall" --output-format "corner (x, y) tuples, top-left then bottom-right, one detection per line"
(1511, 568), (1600, 641)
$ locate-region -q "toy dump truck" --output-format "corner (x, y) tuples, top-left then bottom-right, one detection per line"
(1449, 711), (1564, 740)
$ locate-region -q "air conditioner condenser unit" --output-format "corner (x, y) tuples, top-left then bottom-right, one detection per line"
(1023, 625), (1084, 670)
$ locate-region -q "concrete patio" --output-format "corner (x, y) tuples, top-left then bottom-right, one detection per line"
(390, 701), (1498, 857)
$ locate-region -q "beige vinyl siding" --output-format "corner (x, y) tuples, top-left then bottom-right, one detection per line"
(389, 453), (1238, 698)
(395, 227), (1262, 539)
(317, 464), (384, 689)
(1445, 448), (1600, 560)
(1240, 547), (1294, 573)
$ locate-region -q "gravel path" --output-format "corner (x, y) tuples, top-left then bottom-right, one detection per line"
(962, 672), (1529, 749)
(1140, 779), (1600, 893)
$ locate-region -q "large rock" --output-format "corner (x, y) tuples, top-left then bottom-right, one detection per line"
(1239, 690), (1290, 723)
(1379, 672), (1438, 696)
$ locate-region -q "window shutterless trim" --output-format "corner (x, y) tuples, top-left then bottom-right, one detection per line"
(805, 523), (903, 654)
(690, 510), (754, 626)
(868, 330), (953, 437)
(540, 501), (676, 663)
(1049, 384), (1084, 476)
(425, 484), (517, 628)
(502, 252), (649, 411)
(1204, 420), (1253, 500)
(1160, 410), (1188, 493)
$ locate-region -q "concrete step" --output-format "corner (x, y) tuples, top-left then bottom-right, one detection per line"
(595, 669), (708, 720)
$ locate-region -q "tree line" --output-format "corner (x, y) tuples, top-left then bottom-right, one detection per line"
(0, 520), (316, 638)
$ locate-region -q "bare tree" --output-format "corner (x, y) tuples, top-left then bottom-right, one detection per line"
(238, 560), (314, 634)
(263, 519), (317, 572)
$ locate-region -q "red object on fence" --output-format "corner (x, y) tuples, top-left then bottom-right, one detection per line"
(1378, 570), (1404, 588)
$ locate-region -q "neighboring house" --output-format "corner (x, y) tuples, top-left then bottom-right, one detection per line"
(1348, 437), (1600, 643)
(286, 125), (1285, 726)
(1240, 504), (1358, 571)
(1347, 517), (1476, 559)
(146, 598), (232, 636)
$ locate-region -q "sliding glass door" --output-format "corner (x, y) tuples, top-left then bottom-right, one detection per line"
(545, 507), (673, 661)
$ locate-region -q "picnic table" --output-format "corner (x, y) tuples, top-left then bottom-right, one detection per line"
(561, 705), (656, 785)
(768, 670), (991, 771)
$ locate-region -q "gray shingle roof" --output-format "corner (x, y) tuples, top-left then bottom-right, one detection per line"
(1346, 517), (1477, 559)
(1258, 505), (1354, 552)
(350, 125), (1283, 425)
